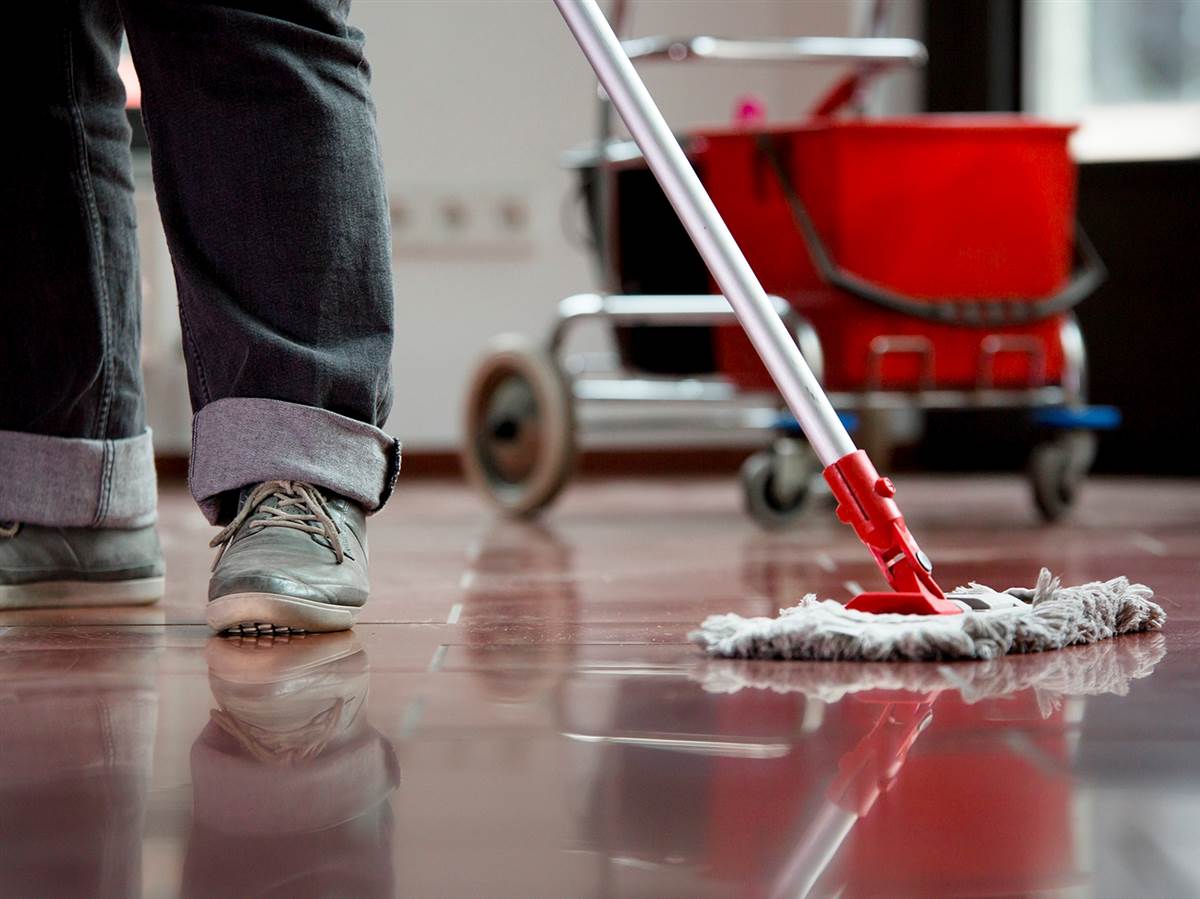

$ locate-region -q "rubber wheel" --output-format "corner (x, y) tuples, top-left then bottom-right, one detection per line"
(740, 446), (814, 530)
(1029, 431), (1097, 523)
(462, 335), (575, 517)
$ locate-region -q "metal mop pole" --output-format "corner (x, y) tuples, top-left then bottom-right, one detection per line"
(553, 0), (854, 467)
(554, 0), (961, 615)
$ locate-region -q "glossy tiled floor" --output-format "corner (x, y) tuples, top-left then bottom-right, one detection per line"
(2, 475), (1198, 898)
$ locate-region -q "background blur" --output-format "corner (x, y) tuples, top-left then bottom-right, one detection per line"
(130, 0), (1198, 475)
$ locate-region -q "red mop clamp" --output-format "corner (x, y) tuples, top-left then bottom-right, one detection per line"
(826, 700), (935, 816)
(823, 451), (961, 615)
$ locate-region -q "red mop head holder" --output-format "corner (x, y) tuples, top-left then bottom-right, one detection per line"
(826, 699), (935, 816)
(823, 451), (962, 616)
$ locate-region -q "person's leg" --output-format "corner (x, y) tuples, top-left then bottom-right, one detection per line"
(118, 0), (399, 631)
(118, 0), (399, 524)
(0, 3), (156, 526)
(0, 4), (163, 608)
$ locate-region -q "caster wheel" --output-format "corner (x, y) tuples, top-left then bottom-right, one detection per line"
(1029, 431), (1097, 522)
(740, 439), (817, 530)
(462, 335), (575, 517)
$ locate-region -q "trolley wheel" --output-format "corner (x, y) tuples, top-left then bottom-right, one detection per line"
(462, 335), (576, 517)
(740, 439), (818, 530)
(1029, 430), (1097, 523)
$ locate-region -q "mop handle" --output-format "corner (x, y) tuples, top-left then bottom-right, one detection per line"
(554, 0), (856, 467)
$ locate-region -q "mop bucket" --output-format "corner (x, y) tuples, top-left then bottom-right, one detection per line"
(465, 6), (1115, 528)
(700, 116), (1100, 392)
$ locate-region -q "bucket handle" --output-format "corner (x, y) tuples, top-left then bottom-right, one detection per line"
(756, 135), (1106, 326)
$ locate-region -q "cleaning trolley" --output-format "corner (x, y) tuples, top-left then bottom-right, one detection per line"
(463, 0), (1118, 529)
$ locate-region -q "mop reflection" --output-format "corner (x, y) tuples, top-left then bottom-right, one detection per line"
(693, 633), (1168, 899)
(182, 632), (400, 899)
(0, 617), (161, 897)
(565, 617), (1164, 897)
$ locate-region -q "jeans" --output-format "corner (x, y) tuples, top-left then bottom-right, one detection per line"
(0, 0), (399, 527)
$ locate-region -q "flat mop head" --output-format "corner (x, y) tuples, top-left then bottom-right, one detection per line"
(691, 569), (1165, 662)
(693, 630), (1166, 712)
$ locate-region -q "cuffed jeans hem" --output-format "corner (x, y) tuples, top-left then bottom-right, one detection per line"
(189, 397), (401, 525)
(0, 428), (158, 528)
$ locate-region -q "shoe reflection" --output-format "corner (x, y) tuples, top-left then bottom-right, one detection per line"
(0, 605), (165, 627)
(0, 628), (161, 898)
(183, 632), (400, 899)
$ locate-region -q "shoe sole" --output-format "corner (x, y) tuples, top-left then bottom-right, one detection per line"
(206, 592), (359, 634)
(206, 631), (364, 681)
(0, 576), (164, 610)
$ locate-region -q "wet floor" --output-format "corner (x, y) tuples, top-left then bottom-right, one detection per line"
(1, 475), (1197, 898)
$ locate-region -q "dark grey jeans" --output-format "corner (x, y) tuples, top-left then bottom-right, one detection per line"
(0, 0), (399, 527)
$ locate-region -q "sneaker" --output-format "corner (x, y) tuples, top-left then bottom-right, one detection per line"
(206, 480), (369, 634)
(0, 520), (164, 609)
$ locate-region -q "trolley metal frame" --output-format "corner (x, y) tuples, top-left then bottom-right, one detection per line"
(461, 0), (1113, 527)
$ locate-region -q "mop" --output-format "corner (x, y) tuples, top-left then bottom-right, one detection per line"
(553, 0), (1165, 661)
(691, 571), (1164, 662)
(693, 628), (1167, 703)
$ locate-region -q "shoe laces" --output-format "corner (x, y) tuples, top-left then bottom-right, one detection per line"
(210, 698), (348, 765)
(209, 480), (345, 571)
(0, 522), (19, 539)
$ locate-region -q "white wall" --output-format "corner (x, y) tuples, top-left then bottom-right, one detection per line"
(141, 0), (922, 453)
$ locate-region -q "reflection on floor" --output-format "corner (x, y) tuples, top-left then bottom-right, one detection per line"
(1, 476), (1197, 898)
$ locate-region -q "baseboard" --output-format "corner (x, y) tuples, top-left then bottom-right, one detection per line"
(155, 455), (190, 480)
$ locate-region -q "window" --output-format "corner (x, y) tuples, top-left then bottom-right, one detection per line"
(1024, 0), (1200, 160)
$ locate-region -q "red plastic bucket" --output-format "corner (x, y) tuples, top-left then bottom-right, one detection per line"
(696, 116), (1078, 390)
